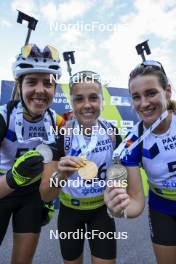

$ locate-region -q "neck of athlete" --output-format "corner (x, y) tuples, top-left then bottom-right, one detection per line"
(153, 111), (172, 135)
(81, 121), (99, 136)
(23, 108), (43, 122)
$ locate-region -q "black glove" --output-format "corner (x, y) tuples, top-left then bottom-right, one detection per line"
(6, 150), (44, 189)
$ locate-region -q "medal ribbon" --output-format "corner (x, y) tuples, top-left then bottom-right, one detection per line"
(15, 102), (55, 144)
(113, 110), (168, 159)
(74, 120), (99, 158)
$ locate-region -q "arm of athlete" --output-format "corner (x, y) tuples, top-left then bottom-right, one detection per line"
(104, 166), (145, 218)
(40, 156), (86, 202)
(0, 175), (14, 198)
(0, 113), (14, 198)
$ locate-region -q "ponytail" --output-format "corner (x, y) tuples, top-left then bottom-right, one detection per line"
(167, 100), (176, 112)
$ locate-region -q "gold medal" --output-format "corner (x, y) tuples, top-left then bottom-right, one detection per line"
(78, 160), (98, 180)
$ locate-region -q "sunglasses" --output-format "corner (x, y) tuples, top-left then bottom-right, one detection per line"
(131, 60), (167, 76)
(21, 44), (60, 62)
(142, 60), (166, 75)
(69, 71), (101, 87)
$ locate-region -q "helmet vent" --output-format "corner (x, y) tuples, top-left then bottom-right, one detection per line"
(49, 65), (59, 70)
(19, 63), (34, 68)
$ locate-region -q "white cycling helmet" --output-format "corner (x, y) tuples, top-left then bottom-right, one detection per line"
(12, 43), (62, 79)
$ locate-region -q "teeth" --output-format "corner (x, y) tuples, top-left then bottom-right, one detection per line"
(143, 109), (154, 113)
(83, 113), (93, 116)
(33, 98), (46, 101)
(141, 110), (155, 117)
(33, 99), (46, 104)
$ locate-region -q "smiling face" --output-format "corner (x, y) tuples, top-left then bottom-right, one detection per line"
(129, 74), (171, 127)
(71, 80), (103, 128)
(21, 73), (55, 117)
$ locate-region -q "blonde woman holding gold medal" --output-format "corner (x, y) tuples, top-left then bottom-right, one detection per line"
(40, 71), (122, 264)
(104, 61), (176, 264)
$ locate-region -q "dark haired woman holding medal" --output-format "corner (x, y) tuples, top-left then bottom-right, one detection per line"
(104, 61), (176, 264)
(40, 71), (122, 264)
(0, 44), (64, 263)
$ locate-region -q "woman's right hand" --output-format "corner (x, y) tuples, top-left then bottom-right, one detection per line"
(57, 156), (86, 181)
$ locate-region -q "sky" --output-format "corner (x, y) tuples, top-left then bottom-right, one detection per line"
(0, 0), (176, 97)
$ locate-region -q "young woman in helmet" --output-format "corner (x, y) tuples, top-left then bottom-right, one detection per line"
(0, 44), (64, 263)
(40, 71), (123, 264)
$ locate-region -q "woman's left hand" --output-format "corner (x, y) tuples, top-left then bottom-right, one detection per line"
(104, 186), (130, 217)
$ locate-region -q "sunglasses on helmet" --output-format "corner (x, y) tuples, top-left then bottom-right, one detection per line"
(21, 44), (60, 62)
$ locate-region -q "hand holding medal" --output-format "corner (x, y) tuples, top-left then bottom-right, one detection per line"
(106, 157), (128, 218)
(58, 155), (98, 181)
(106, 110), (168, 218)
(78, 157), (98, 180)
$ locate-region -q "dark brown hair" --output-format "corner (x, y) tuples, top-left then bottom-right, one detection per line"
(129, 65), (169, 89)
(129, 65), (176, 112)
